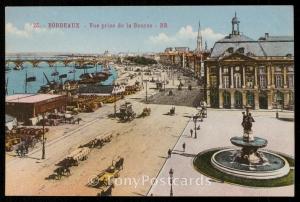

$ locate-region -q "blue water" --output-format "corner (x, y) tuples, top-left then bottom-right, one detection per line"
(5, 63), (118, 95)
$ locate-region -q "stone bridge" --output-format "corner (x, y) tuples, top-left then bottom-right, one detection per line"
(5, 56), (114, 68)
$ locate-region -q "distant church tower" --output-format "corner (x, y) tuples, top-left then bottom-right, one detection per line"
(196, 21), (203, 53)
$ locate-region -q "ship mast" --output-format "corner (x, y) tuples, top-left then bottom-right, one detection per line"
(5, 77), (8, 95)
(25, 71), (28, 93)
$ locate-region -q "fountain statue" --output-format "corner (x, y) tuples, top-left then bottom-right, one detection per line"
(210, 105), (290, 179)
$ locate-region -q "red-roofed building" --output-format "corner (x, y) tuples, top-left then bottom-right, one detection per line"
(5, 93), (67, 122)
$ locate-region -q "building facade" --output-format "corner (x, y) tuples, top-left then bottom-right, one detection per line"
(6, 94), (67, 122)
(205, 13), (294, 110)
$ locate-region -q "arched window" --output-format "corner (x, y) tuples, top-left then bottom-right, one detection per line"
(275, 75), (283, 88)
(237, 47), (244, 54)
(227, 47), (234, 53)
(234, 73), (241, 88)
(288, 75), (294, 88)
(223, 76), (230, 88)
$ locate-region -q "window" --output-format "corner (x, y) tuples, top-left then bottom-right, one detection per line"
(210, 76), (218, 87)
(259, 66), (266, 74)
(223, 67), (229, 74)
(275, 67), (282, 72)
(223, 91), (230, 106)
(227, 47), (234, 53)
(288, 66), (294, 72)
(223, 76), (230, 88)
(275, 75), (283, 88)
(290, 92), (294, 105)
(237, 47), (244, 54)
(246, 77), (254, 88)
(234, 73), (241, 88)
(288, 75), (294, 88)
(235, 66), (240, 71)
(259, 75), (267, 89)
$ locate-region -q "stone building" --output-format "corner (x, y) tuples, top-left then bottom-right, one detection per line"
(6, 93), (67, 122)
(159, 21), (211, 78)
(205, 13), (294, 110)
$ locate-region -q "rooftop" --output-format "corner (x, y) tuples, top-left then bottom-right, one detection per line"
(6, 94), (64, 103)
(210, 34), (294, 58)
(210, 13), (294, 58)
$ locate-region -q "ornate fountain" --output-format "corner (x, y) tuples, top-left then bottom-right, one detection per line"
(211, 105), (290, 179)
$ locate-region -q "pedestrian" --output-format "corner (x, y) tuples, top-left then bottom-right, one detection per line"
(168, 149), (172, 158)
(182, 142), (186, 152)
(24, 143), (29, 154)
(77, 118), (80, 124)
(20, 144), (25, 157)
(190, 129), (193, 137)
(197, 125), (200, 130)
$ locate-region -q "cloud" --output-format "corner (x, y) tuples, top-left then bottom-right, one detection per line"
(6, 22), (62, 38)
(148, 25), (225, 48)
(149, 33), (177, 44)
(177, 25), (197, 39)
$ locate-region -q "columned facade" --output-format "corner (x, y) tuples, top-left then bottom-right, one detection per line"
(206, 58), (294, 110)
(204, 13), (294, 110)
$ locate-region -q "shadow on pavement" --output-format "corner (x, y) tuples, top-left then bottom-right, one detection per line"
(158, 155), (168, 159)
(131, 191), (145, 196)
(172, 152), (197, 158)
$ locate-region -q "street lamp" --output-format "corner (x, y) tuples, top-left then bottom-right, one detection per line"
(169, 168), (174, 196)
(42, 113), (46, 159)
(145, 79), (148, 102)
(193, 115), (198, 139)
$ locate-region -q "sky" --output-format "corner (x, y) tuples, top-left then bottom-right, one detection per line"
(5, 6), (294, 54)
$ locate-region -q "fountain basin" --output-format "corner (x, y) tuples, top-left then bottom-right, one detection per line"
(211, 148), (290, 179)
(230, 136), (267, 148)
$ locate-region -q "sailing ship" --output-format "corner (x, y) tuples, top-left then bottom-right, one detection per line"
(5, 77), (8, 95)
(13, 65), (23, 70)
(78, 64), (111, 84)
(75, 63), (95, 69)
(51, 70), (59, 76)
(24, 71), (36, 93)
(68, 69), (76, 73)
(38, 72), (61, 94)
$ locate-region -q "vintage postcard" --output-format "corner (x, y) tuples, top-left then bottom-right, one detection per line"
(5, 6), (294, 196)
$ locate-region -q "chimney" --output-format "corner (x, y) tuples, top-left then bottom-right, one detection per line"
(265, 33), (269, 38)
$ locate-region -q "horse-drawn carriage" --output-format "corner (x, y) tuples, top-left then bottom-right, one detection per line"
(89, 156), (124, 190)
(80, 134), (113, 149)
(97, 183), (115, 196)
(47, 147), (90, 180)
(140, 107), (151, 117)
(5, 137), (21, 152)
(118, 102), (136, 121)
(169, 106), (175, 115)
(66, 147), (90, 161)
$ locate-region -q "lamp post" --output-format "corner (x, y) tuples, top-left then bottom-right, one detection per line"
(145, 80), (148, 102)
(193, 115), (197, 139)
(112, 80), (117, 117)
(275, 91), (280, 118)
(169, 168), (174, 196)
(42, 113), (46, 160)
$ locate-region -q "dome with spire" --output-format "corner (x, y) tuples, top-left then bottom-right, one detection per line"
(232, 12), (239, 24)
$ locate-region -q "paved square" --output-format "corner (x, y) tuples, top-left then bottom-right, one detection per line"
(147, 109), (294, 196)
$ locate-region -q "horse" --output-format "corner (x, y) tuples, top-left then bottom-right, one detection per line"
(97, 183), (115, 196)
(54, 166), (71, 179)
(114, 157), (124, 170)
